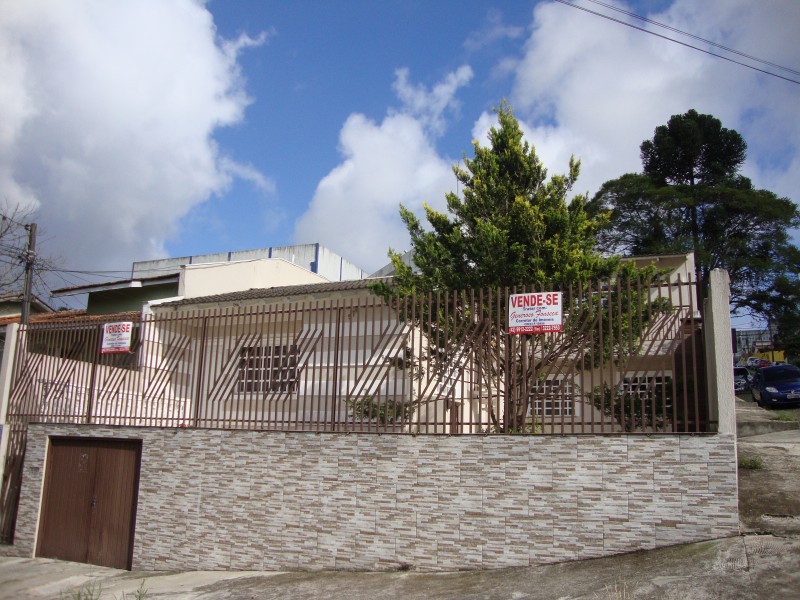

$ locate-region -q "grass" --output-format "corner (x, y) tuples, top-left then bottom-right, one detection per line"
(738, 454), (765, 470)
(596, 580), (632, 599)
(771, 410), (800, 422)
(60, 580), (148, 600)
(61, 581), (102, 600)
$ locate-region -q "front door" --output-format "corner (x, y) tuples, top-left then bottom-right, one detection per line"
(36, 438), (141, 569)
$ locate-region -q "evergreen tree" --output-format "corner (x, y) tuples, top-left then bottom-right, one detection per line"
(591, 109), (800, 315)
(374, 102), (663, 432)
(384, 101), (619, 293)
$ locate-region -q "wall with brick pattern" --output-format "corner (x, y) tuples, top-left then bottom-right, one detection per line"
(8, 424), (738, 571)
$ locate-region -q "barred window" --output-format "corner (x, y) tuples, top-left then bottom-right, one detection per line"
(238, 344), (298, 393)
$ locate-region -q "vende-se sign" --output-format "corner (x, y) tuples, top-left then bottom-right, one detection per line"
(101, 321), (133, 354)
(508, 292), (562, 334)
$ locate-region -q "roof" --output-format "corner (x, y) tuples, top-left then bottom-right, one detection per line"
(156, 277), (393, 308)
(50, 273), (179, 297)
(0, 293), (55, 313)
(0, 309), (142, 327)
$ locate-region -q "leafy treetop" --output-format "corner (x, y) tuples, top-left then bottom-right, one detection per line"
(590, 108), (800, 316)
(383, 101), (621, 295)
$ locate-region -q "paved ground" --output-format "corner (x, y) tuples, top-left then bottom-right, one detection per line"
(1, 399), (798, 600)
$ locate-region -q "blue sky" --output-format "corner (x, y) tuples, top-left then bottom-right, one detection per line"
(0, 0), (798, 317)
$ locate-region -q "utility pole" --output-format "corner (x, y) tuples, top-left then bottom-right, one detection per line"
(20, 222), (36, 325)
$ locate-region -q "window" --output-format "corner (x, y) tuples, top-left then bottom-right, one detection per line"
(238, 344), (298, 393)
(531, 378), (574, 417)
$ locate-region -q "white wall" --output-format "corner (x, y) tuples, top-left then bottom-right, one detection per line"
(178, 259), (327, 299)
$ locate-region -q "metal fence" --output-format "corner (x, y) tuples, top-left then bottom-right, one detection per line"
(1, 275), (708, 542)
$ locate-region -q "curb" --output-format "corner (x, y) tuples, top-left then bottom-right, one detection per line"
(737, 420), (800, 438)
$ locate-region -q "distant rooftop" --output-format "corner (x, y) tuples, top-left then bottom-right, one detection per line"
(51, 243), (370, 299)
(132, 243), (368, 282)
(155, 277), (392, 309)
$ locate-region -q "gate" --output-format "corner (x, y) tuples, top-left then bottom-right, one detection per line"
(35, 438), (141, 569)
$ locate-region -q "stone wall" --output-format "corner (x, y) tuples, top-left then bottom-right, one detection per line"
(9, 424), (739, 571)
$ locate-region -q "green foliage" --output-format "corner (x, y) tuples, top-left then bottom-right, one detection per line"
(346, 396), (414, 425)
(590, 382), (673, 433)
(640, 108), (746, 187)
(745, 275), (800, 358)
(591, 109), (800, 317)
(772, 410), (799, 423)
(378, 101), (620, 296)
(373, 102), (667, 433)
(737, 454), (764, 470)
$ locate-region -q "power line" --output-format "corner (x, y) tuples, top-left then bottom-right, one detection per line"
(38, 266), (133, 277)
(553, 0), (800, 86)
(579, 0), (800, 77)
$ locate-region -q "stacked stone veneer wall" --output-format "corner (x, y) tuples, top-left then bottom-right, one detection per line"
(10, 424), (739, 571)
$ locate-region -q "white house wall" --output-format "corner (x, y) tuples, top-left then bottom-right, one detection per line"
(179, 259), (327, 299)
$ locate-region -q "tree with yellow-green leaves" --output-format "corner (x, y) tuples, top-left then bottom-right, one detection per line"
(372, 102), (668, 432)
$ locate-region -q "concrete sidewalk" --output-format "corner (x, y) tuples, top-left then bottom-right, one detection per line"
(2, 404), (798, 600)
(2, 530), (800, 600)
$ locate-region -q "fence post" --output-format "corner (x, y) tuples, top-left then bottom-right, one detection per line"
(703, 269), (736, 435)
(0, 323), (20, 511)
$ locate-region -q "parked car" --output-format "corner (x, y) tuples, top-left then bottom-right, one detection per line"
(750, 365), (800, 408)
(734, 367), (752, 393)
(746, 357), (763, 367)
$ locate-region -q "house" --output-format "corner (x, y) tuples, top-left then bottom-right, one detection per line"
(50, 243), (369, 314)
(10, 252), (704, 437)
(0, 267), (738, 573)
(0, 293), (54, 320)
(13, 250), (700, 438)
(0, 293), (54, 356)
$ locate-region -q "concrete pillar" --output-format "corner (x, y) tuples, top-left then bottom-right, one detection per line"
(703, 269), (736, 435)
(0, 323), (20, 501)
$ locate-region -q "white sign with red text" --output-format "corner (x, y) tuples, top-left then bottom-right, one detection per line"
(101, 321), (133, 354)
(508, 292), (562, 334)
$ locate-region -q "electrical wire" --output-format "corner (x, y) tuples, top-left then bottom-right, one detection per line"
(553, 0), (800, 86)
(579, 0), (800, 77)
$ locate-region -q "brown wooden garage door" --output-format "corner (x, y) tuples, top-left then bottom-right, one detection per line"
(36, 438), (141, 569)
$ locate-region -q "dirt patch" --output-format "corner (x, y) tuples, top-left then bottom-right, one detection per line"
(738, 437), (800, 533)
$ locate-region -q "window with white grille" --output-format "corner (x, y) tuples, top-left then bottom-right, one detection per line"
(532, 378), (574, 417)
(238, 344), (298, 393)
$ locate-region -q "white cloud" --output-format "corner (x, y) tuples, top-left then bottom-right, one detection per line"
(0, 0), (270, 283)
(506, 0), (800, 202)
(392, 66), (474, 137)
(294, 68), (472, 273)
(296, 0), (800, 275)
(463, 9), (524, 51)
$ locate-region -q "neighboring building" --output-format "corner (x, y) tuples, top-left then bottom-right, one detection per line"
(51, 244), (369, 315)
(0, 293), (54, 319)
(0, 293), (54, 354)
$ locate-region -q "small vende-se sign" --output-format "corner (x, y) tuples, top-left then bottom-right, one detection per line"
(508, 292), (563, 334)
(101, 321), (134, 354)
